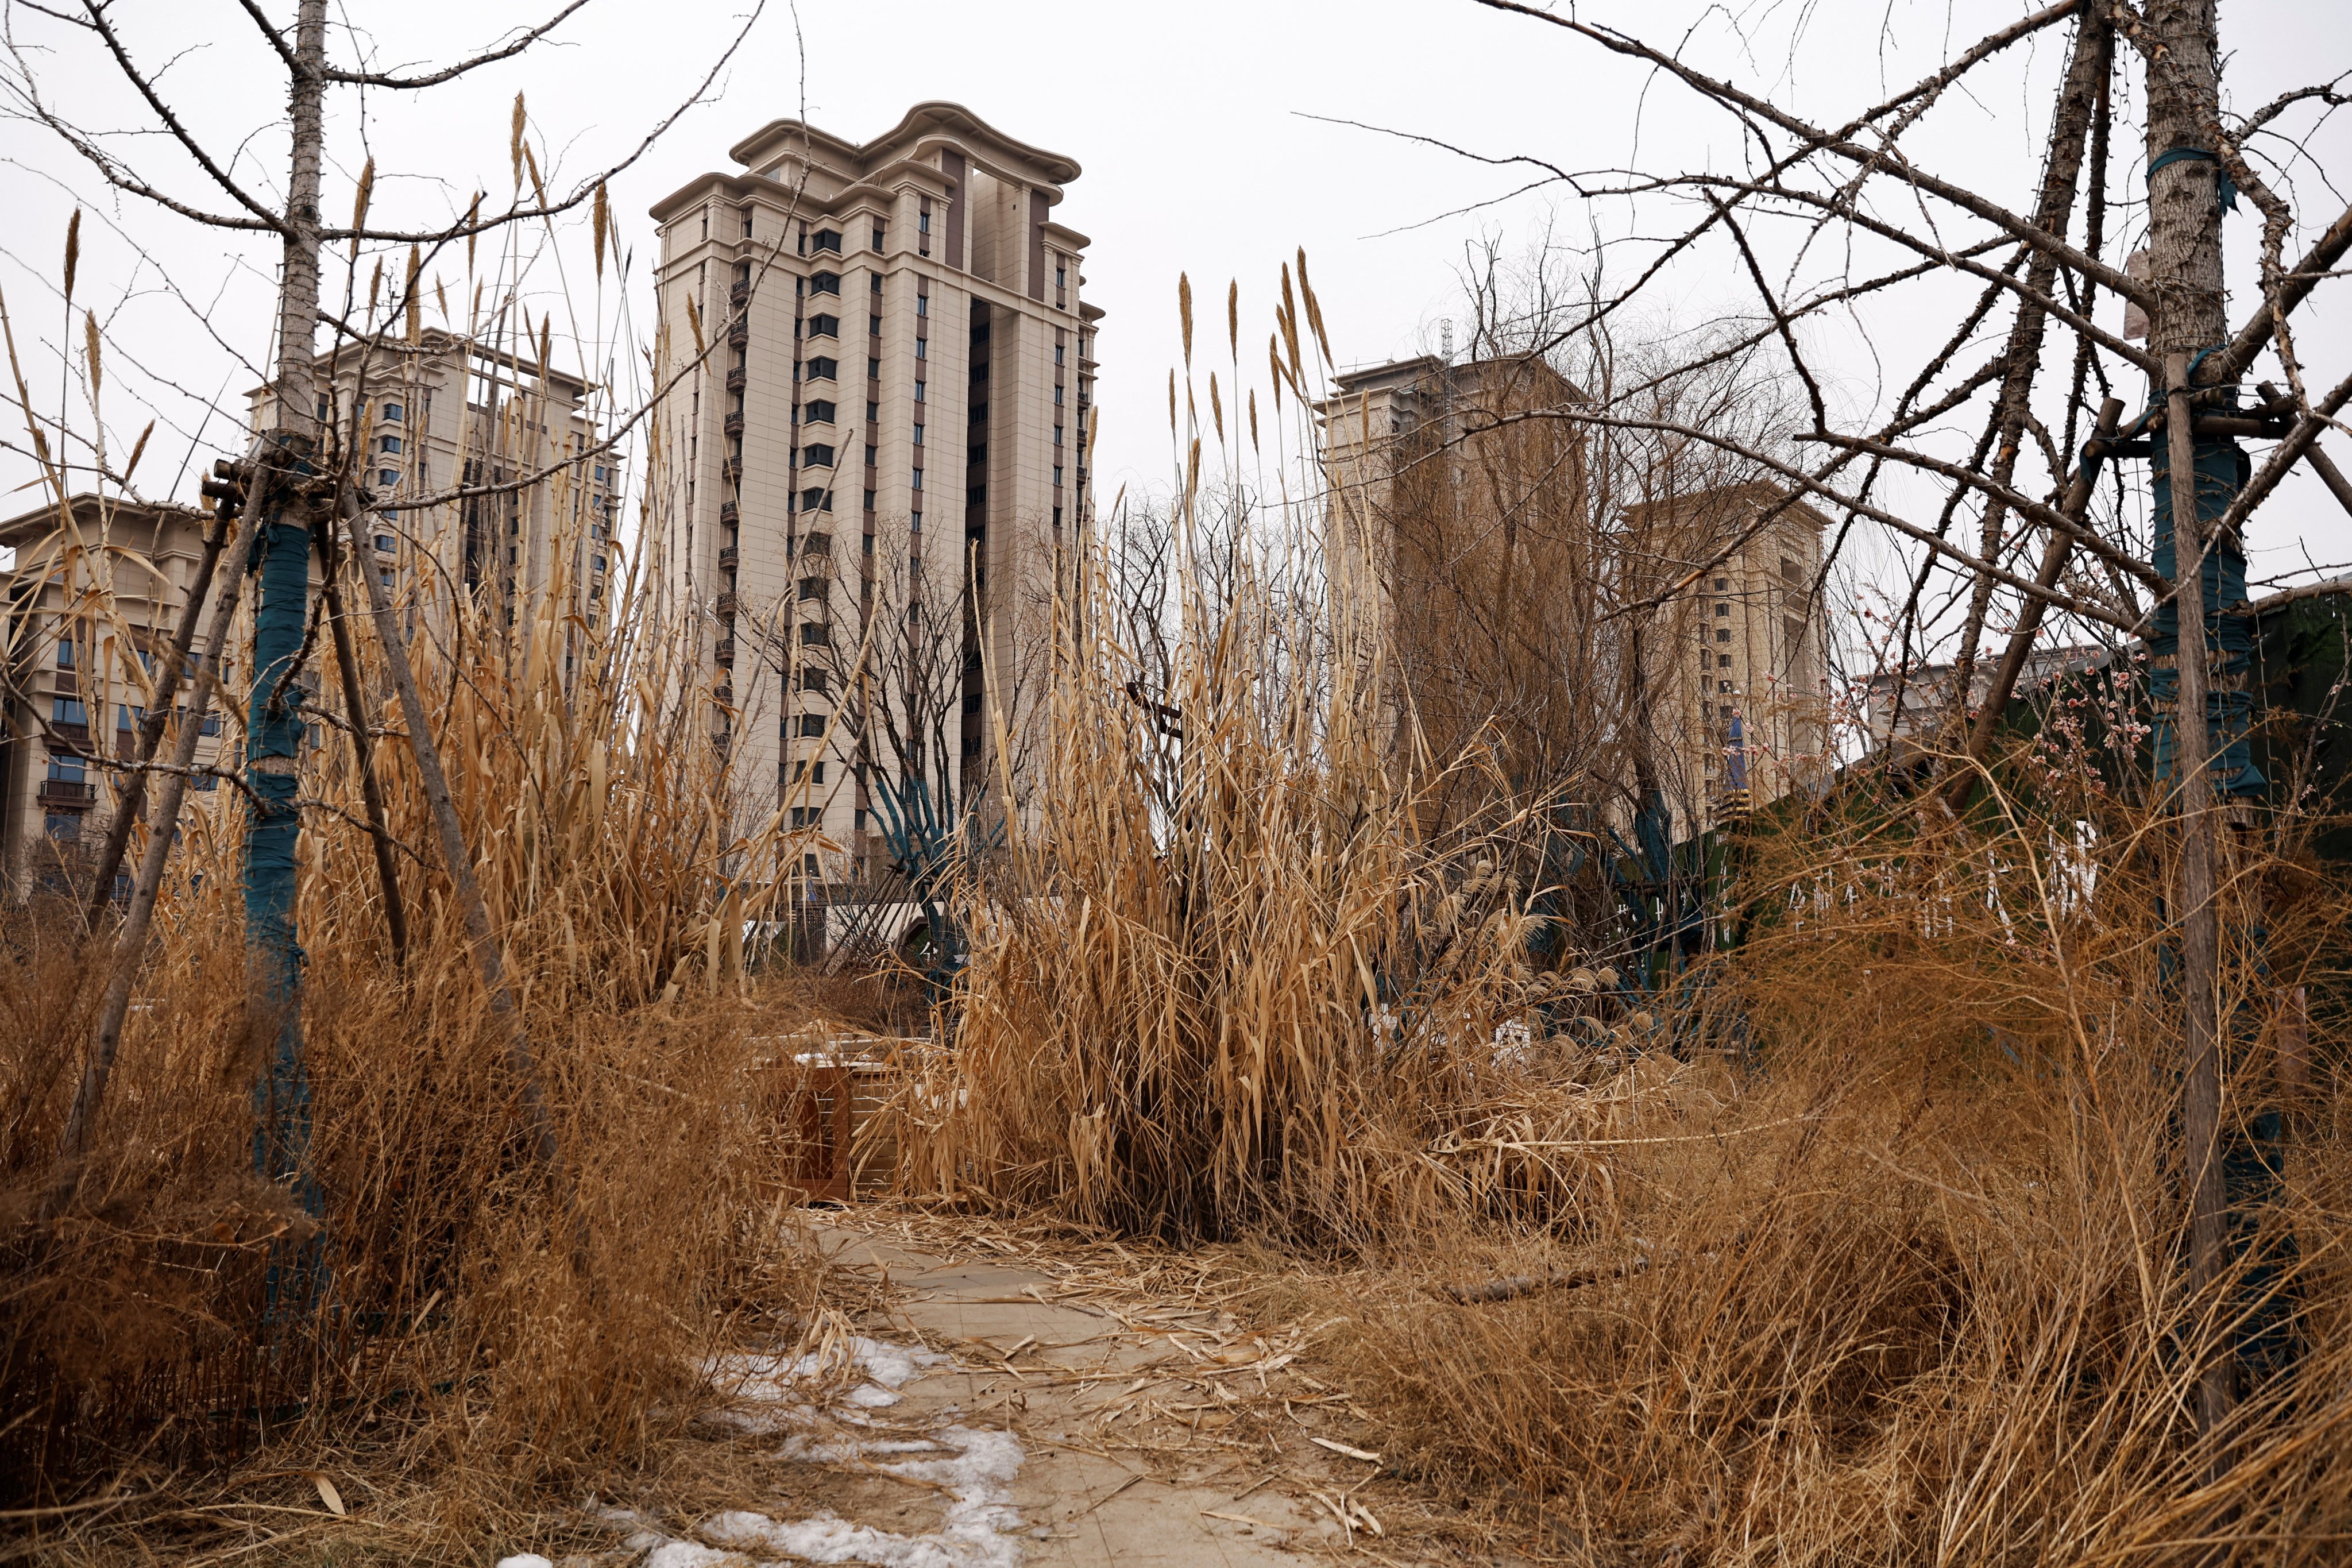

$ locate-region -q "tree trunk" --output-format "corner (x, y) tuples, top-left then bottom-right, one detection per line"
(2142, 0), (2234, 1434)
(246, 0), (330, 1206)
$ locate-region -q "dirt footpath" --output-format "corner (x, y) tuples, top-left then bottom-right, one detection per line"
(504, 1213), (1503, 1566)
(819, 1220), (1346, 1565)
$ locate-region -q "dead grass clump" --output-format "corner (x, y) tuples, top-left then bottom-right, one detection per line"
(2, 559), (832, 1533)
(907, 527), (1594, 1243)
(1333, 776), (2352, 1563)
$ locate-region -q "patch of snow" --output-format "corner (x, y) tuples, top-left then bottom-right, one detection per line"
(700, 1424), (1025, 1566)
(603, 1338), (1025, 1567)
(493, 1557), (554, 1568)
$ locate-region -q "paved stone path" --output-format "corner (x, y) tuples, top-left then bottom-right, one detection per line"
(813, 1220), (1354, 1566)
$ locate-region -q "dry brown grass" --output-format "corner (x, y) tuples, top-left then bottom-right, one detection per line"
(1314, 764), (2352, 1564)
(0, 515), (844, 1551)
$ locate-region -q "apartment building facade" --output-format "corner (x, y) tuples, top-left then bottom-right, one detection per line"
(648, 102), (1099, 879)
(1633, 483), (1833, 829)
(1316, 352), (1590, 794)
(1316, 356), (1829, 835)
(249, 330), (623, 653)
(0, 496), (239, 898)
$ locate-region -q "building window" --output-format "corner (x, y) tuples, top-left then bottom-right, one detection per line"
(918, 209), (930, 235)
(1053, 425), (1064, 446)
(379, 468), (398, 488)
(805, 356), (837, 381)
(912, 423), (925, 447)
(864, 443), (877, 465)
(813, 229), (843, 254)
(916, 295), (928, 318)
(871, 273), (883, 295)
(1713, 577), (1729, 590)
(807, 312), (839, 338)
(52, 696), (87, 727)
(592, 555), (608, 572)
(47, 754), (85, 782)
(1056, 263), (1067, 288)
(1053, 465), (1063, 486)
(800, 622), (830, 646)
(1055, 344), (1065, 365)
(1053, 506), (1063, 527)
(380, 435), (402, 454)
(373, 533), (396, 553)
(1714, 603), (1730, 616)
(1716, 628), (1732, 643)
(798, 712), (828, 736)
(871, 223), (885, 250)
(810, 271), (841, 296)
(799, 577), (824, 602)
(800, 486), (831, 512)
(798, 666), (828, 693)
(802, 443), (836, 468)
(863, 488), (876, 509)
(790, 807), (819, 829)
(912, 469), (924, 491)
(382, 400), (404, 422)
(1055, 384), (1064, 406)
(56, 637), (75, 670)
(912, 379), (925, 403)
(805, 398), (837, 423)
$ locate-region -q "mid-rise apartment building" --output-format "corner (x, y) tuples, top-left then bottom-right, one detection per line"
(0, 496), (239, 898)
(1317, 355), (1828, 834)
(1631, 483), (1832, 829)
(249, 330), (623, 652)
(1317, 352), (1589, 794)
(648, 102), (1099, 879)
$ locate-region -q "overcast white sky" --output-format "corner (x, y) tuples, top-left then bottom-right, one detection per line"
(6, 0), (2351, 623)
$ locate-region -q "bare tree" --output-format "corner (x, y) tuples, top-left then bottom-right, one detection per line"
(1319, 0), (2352, 1431)
(743, 505), (1046, 984)
(7, 0), (763, 1224)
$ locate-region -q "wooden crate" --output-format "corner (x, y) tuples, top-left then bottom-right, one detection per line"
(758, 1038), (913, 1204)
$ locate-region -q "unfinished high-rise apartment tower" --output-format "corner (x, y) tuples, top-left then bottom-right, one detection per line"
(650, 103), (1099, 885)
